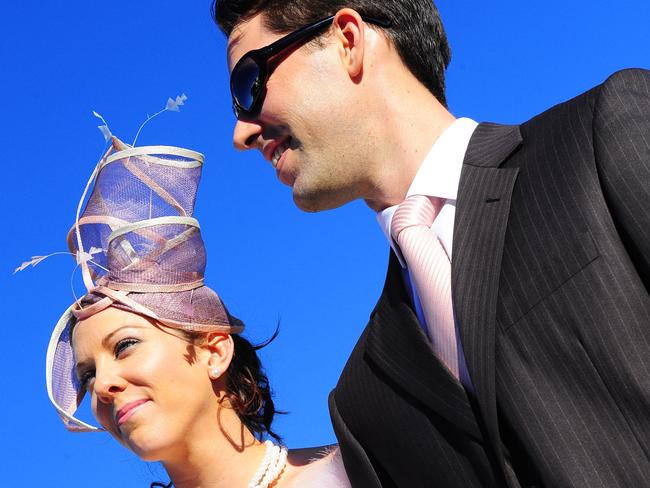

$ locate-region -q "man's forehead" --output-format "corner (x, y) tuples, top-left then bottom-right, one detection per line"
(227, 14), (272, 66)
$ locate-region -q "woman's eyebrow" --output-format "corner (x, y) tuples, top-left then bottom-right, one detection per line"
(101, 324), (148, 348)
(74, 324), (149, 375)
(75, 359), (92, 378)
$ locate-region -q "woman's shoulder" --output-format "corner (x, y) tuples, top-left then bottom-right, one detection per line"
(282, 445), (351, 488)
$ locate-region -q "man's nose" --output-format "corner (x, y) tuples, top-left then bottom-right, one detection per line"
(233, 118), (262, 150)
(94, 366), (127, 404)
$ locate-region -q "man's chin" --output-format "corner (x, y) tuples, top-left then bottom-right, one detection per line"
(292, 187), (355, 213)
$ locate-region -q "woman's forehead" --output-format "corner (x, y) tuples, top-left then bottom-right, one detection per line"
(72, 307), (153, 349)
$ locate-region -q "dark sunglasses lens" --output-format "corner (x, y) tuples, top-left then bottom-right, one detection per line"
(232, 57), (261, 111)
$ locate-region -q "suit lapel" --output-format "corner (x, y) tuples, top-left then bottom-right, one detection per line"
(365, 252), (483, 441)
(364, 122), (522, 453)
(453, 123), (522, 459)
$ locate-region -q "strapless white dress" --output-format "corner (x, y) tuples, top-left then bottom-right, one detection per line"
(286, 448), (351, 488)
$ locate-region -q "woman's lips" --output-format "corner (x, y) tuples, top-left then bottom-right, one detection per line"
(116, 399), (149, 426)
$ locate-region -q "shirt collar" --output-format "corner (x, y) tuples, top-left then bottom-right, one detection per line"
(376, 117), (478, 264)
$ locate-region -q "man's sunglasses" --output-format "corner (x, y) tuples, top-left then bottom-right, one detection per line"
(230, 14), (391, 119)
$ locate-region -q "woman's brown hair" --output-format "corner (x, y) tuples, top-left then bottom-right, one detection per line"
(224, 330), (283, 442)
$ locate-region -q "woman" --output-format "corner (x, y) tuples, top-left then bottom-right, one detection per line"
(45, 137), (350, 487)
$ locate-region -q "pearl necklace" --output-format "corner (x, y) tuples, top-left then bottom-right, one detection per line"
(149, 440), (288, 488)
(247, 440), (288, 488)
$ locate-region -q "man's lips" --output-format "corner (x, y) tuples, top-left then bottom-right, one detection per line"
(275, 152), (296, 186)
(115, 399), (149, 426)
(264, 137), (291, 167)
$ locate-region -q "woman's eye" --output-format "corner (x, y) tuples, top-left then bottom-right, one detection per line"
(79, 370), (95, 391)
(114, 338), (139, 358)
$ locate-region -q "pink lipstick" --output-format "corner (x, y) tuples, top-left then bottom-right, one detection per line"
(115, 399), (149, 426)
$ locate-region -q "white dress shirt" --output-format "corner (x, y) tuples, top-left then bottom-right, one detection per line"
(377, 117), (478, 389)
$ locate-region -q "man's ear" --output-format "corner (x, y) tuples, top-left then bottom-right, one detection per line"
(333, 8), (365, 79)
(204, 333), (234, 380)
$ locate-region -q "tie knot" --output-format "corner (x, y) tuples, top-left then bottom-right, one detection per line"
(391, 195), (441, 240)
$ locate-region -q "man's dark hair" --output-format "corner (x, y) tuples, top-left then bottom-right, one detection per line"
(213, 0), (452, 106)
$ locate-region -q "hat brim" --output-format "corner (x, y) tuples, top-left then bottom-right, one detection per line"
(46, 303), (104, 432)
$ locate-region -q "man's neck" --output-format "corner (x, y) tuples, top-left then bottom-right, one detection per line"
(362, 86), (456, 212)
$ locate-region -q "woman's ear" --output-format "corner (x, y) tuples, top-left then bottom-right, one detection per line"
(204, 333), (234, 380)
(333, 8), (365, 79)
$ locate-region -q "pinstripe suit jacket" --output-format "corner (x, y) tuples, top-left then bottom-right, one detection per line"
(329, 68), (650, 487)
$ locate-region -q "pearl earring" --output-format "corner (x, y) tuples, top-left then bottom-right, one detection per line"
(210, 367), (220, 379)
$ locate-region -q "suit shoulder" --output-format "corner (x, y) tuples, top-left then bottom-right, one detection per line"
(595, 68), (650, 114)
(601, 68), (650, 91)
(519, 69), (650, 130)
(518, 80), (598, 138)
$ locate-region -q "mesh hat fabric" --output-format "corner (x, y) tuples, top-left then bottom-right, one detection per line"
(46, 137), (243, 432)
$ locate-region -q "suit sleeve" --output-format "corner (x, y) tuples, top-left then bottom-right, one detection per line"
(593, 68), (650, 287)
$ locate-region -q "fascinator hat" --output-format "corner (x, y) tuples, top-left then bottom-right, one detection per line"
(38, 102), (243, 432)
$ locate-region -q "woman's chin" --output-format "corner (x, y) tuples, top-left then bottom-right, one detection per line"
(117, 426), (171, 462)
(127, 439), (167, 462)
(135, 449), (165, 463)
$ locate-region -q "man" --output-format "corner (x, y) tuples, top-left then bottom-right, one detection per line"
(213, 1), (650, 486)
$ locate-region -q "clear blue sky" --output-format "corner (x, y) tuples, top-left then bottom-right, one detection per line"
(2, 1), (649, 485)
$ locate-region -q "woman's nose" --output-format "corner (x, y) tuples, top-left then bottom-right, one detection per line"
(233, 118), (262, 150)
(93, 365), (127, 404)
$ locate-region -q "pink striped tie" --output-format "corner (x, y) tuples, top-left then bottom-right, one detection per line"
(392, 194), (460, 380)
